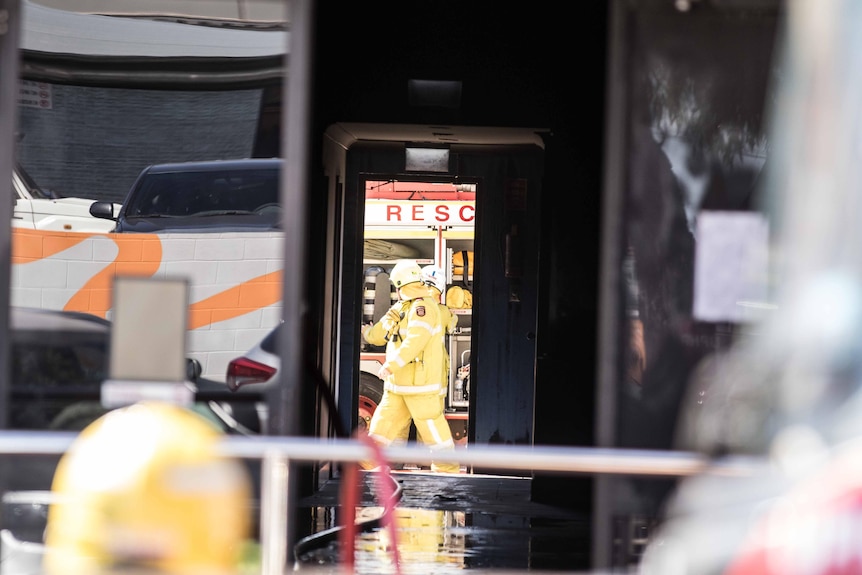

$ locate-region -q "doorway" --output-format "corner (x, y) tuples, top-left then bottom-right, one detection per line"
(322, 123), (545, 453)
(358, 177), (477, 447)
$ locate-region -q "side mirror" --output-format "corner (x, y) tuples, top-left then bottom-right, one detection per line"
(89, 201), (116, 220)
(186, 358), (202, 382)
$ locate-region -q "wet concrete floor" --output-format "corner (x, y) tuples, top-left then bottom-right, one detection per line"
(295, 469), (592, 573)
(0, 466), (594, 575)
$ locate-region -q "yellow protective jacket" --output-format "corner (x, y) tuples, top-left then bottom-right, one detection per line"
(438, 302), (457, 395)
(365, 297), (456, 396)
(364, 285), (446, 395)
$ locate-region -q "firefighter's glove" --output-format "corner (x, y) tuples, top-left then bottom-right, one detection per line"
(384, 307), (402, 325)
(381, 308), (402, 341)
(378, 365), (392, 379)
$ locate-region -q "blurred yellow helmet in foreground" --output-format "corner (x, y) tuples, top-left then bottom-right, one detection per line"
(44, 401), (252, 575)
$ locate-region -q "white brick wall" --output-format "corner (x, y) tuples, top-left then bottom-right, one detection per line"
(11, 229), (285, 381)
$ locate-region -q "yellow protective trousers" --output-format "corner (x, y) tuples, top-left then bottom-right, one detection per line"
(367, 390), (460, 473)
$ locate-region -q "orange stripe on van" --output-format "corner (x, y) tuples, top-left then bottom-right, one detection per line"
(64, 235), (163, 318)
(12, 230), (284, 329)
(189, 270), (283, 330)
(11, 228), (97, 262)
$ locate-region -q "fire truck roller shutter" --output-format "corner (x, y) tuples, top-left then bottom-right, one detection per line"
(362, 266), (397, 325)
(363, 266), (385, 325)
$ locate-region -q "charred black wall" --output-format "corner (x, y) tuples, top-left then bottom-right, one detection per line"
(308, 1), (608, 506)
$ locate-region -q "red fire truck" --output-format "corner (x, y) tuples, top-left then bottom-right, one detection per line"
(360, 180), (474, 445)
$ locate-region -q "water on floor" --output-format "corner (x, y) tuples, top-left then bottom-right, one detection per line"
(0, 466), (593, 575)
(296, 508), (590, 573)
(294, 470), (592, 573)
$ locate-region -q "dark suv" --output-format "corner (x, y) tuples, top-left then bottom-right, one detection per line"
(89, 158), (283, 233)
(0, 307), (265, 567)
(7, 306), (262, 433)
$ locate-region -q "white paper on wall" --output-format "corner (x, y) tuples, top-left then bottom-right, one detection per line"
(693, 211), (771, 323)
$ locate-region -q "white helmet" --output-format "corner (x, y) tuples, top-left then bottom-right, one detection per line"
(389, 260), (423, 289)
(421, 265), (446, 293)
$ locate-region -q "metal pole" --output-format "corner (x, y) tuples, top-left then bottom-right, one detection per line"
(273, 0), (314, 438)
(756, 0), (862, 442)
(260, 451), (290, 575)
(0, 0), (20, 430)
(273, 0), (315, 569)
(0, 431), (763, 477)
(593, 0), (628, 568)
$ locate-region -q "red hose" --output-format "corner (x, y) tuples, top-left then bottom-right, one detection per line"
(337, 432), (402, 574)
(337, 462), (359, 573)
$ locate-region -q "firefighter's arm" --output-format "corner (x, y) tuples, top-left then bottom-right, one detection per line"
(362, 321), (388, 346)
(362, 304), (404, 346)
(382, 299), (437, 373)
(447, 308), (458, 334)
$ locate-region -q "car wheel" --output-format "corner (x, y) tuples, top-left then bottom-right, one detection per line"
(357, 372), (383, 433)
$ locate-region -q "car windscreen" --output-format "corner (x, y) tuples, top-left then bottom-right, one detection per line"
(10, 332), (109, 430)
(127, 169), (280, 218)
(16, 163), (53, 200)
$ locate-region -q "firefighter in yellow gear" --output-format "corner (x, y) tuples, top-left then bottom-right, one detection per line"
(390, 266), (458, 451)
(43, 401), (253, 575)
(362, 260), (460, 473)
(421, 264), (459, 401)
